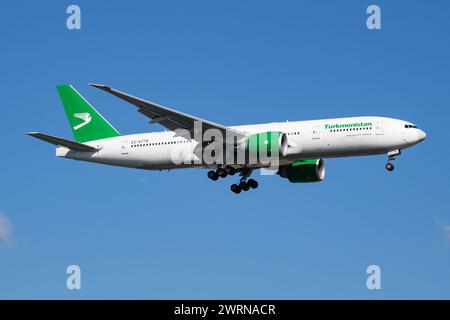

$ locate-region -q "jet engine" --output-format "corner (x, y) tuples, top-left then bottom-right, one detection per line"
(277, 159), (325, 183)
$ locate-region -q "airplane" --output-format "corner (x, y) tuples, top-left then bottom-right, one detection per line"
(28, 84), (426, 194)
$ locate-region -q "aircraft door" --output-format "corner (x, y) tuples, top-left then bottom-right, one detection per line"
(312, 126), (321, 140)
(375, 122), (384, 135)
(121, 140), (129, 155)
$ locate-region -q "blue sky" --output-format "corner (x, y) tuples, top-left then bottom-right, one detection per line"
(1, 0), (449, 299)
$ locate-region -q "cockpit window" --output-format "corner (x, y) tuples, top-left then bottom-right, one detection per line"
(405, 124), (418, 129)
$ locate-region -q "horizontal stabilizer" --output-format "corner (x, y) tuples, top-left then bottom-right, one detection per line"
(27, 132), (98, 152)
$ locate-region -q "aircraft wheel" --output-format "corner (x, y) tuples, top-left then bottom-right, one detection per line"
(386, 162), (394, 171)
(239, 181), (250, 191)
(247, 179), (258, 189)
(230, 184), (241, 194)
(217, 168), (227, 178)
(207, 170), (219, 181)
(225, 166), (236, 176)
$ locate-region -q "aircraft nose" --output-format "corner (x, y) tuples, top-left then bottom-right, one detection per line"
(417, 129), (427, 142)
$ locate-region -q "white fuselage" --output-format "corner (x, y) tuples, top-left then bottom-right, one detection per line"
(57, 116), (426, 170)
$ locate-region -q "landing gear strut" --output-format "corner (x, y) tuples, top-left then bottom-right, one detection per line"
(385, 149), (401, 172)
(217, 167), (227, 178)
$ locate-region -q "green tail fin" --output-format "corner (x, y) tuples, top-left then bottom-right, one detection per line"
(57, 84), (120, 143)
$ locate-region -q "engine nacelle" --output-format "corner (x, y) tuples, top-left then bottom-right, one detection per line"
(244, 131), (288, 161)
(278, 159), (325, 183)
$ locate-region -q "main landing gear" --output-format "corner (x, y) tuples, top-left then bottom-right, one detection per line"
(385, 149), (401, 172)
(230, 178), (258, 194)
(207, 165), (237, 181)
(207, 166), (259, 194)
(230, 167), (258, 194)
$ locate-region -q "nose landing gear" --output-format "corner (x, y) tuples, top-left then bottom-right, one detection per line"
(385, 149), (401, 172)
(385, 162), (394, 171)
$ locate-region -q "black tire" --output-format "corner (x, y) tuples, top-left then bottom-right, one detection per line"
(217, 168), (227, 178)
(207, 170), (219, 181)
(247, 179), (258, 189)
(225, 166), (236, 176)
(230, 184), (241, 194)
(386, 163), (394, 171)
(239, 181), (250, 191)
(219, 170), (227, 178)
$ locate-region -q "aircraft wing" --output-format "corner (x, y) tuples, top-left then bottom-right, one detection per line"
(90, 83), (247, 141)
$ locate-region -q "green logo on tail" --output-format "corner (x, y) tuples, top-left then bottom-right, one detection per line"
(73, 112), (92, 130)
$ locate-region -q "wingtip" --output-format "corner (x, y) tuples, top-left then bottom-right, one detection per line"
(89, 83), (111, 91)
(26, 131), (39, 136)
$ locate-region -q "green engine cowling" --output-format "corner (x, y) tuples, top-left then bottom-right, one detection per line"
(278, 159), (325, 183)
(245, 131), (288, 160)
